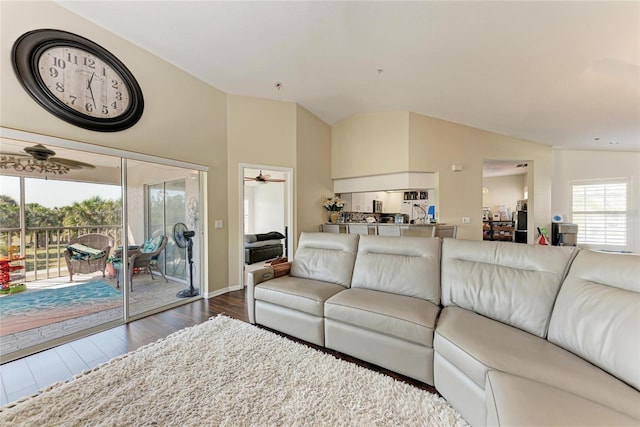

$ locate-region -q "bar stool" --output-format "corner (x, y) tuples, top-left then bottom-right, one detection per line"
(434, 225), (457, 239)
(347, 224), (371, 235)
(377, 225), (401, 236)
(321, 224), (340, 233)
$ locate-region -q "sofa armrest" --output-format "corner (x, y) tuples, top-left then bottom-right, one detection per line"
(246, 266), (275, 324)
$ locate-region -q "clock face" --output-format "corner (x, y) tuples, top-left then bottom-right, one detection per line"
(37, 46), (131, 119)
(12, 29), (144, 132)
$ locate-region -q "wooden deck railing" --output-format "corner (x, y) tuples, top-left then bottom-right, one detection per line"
(0, 225), (121, 281)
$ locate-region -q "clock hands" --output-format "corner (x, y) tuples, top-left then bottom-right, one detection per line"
(87, 72), (96, 108)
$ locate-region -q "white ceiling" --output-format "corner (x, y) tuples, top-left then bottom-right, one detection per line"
(56, 1), (639, 152)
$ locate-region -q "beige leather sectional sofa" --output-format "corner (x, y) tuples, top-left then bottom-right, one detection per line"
(247, 232), (639, 426)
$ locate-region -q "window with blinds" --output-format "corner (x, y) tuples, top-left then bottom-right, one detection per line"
(572, 180), (629, 249)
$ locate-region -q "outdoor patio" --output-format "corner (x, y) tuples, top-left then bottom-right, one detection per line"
(0, 270), (192, 361)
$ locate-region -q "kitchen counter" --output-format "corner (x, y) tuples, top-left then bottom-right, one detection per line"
(324, 222), (438, 226)
(321, 222), (439, 237)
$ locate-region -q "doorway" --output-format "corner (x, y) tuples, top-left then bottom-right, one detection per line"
(239, 164), (293, 288)
(482, 160), (530, 243)
(0, 127), (207, 362)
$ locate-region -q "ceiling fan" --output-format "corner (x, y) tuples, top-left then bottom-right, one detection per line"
(0, 143), (95, 175)
(244, 170), (285, 184)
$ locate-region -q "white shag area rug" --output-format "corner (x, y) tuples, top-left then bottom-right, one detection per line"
(0, 315), (468, 426)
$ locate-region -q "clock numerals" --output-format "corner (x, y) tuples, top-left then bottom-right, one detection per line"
(13, 29), (143, 131)
(66, 52), (78, 65)
(38, 46), (131, 119)
(83, 57), (95, 69)
(52, 56), (66, 69)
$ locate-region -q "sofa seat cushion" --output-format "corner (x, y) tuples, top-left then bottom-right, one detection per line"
(486, 371), (639, 426)
(434, 306), (640, 420)
(254, 276), (346, 317)
(324, 288), (439, 346)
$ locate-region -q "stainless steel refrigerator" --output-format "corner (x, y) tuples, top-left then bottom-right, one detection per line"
(515, 199), (527, 243)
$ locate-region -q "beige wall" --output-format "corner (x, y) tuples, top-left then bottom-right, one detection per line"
(296, 105), (333, 234)
(226, 98), (332, 287)
(482, 175), (526, 214)
(552, 149), (640, 253)
(226, 95), (297, 287)
(0, 1), (229, 294)
(409, 112), (552, 241)
(328, 111), (553, 241)
(332, 112), (409, 179)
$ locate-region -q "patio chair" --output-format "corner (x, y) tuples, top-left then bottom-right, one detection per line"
(114, 235), (168, 291)
(64, 233), (113, 282)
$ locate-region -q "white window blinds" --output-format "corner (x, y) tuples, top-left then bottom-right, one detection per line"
(571, 180), (629, 249)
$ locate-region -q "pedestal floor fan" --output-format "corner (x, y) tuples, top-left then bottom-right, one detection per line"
(173, 222), (199, 298)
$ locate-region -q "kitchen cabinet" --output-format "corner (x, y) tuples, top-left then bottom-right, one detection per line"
(351, 193), (365, 212)
(349, 192), (377, 212)
(339, 193), (352, 212)
(383, 192), (403, 213)
(339, 191), (415, 213)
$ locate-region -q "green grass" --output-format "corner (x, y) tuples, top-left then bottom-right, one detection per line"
(24, 247), (66, 272)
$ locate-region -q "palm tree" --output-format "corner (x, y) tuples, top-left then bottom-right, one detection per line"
(62, 196), (121, 241)
(0, 195), (19, 229)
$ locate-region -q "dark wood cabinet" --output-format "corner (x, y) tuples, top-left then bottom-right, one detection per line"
(483, 220), (515, 241)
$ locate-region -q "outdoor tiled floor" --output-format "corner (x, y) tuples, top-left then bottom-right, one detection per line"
(0, 272), (189, 360)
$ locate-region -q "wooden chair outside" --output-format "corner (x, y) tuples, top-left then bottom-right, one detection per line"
(115, 235), (168, 291)
(64, 233), (113, 282)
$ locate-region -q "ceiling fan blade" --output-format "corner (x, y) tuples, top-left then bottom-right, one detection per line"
(244, 177), (257, 181)
(260, 174), (272, 180)
(265, 178), (286, 182)
(0, 151), (31, 158)
(50, 157), (96, 169)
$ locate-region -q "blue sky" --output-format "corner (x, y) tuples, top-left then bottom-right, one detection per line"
(0, 175), (121, 208)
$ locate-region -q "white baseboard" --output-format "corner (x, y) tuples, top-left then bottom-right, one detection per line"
(205, 284), (242, 298)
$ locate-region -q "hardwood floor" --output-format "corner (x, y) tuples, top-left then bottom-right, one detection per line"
(0, 288), (436, 407)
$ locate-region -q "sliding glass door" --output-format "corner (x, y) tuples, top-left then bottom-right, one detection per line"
(0, 128), (206, 362)
(146, 180), (187, 281)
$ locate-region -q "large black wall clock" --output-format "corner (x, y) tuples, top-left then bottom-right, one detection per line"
(12, 29), (144, 132)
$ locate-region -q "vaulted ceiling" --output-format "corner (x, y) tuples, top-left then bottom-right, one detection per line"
(57, 1), (639, 152)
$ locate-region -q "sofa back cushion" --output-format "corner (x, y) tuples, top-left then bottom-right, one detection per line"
(290, 232), (359, 287)
(441, 239), (579, 337)
(351, 236), (441, 304)
(548, 250), (640, 391)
